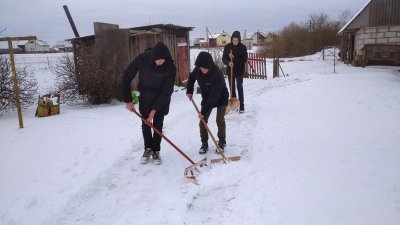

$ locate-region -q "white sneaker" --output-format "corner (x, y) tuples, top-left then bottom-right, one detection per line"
(152, 151), (162, 165)
(141, 148), (152, 164)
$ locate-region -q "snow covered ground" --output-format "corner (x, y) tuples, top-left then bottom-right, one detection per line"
(1, 51), (399, 225)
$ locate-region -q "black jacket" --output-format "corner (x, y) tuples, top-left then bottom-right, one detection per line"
(122, 42), (176, 115)
(187, 52), (229, 115)
(222, 31), (248, 77)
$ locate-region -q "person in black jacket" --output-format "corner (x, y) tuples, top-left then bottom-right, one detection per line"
(186, 51), (229, 154)
(222, 31), (248, 113)
(122, 42), (176, 165)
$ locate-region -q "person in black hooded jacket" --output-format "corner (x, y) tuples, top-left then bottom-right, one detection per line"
(222, 31), (248, 113)
(122, 42), (176, 165)
(186, 51), (229, 154)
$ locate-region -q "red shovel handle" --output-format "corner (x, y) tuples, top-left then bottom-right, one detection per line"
(132, 110), (195, 164)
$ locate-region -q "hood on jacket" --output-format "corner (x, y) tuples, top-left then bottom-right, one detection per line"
(195, 51), (215, 69)
(231, 31), (241, 43)
(151, 42), (172, 61)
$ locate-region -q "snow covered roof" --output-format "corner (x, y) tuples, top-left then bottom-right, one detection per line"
(243, 31), (267, 39)
(54, 41), (72, 47)
(17, 40), (28, 46)
(36, 40), (49, 46)
(338, 0), (372, 34)
(207, 32), (230, 39)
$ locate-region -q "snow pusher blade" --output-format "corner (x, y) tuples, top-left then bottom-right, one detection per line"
(225, 98), (240, 114)
(190, 99), (241, 165)
(184, 157), (208, 184)
(225, 50), (240, 114)
(210, 155), (241, 164)
(132, 111), (208, 184)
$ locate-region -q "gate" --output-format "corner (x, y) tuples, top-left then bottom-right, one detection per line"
(245, 52), (267, 79)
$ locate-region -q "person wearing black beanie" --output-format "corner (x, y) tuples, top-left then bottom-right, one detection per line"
(186, 51), (229, 154)
(222, 31), (248, 113)
(122, 42), (176, 165)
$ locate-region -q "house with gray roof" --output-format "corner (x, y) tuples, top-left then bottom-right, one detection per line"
(338, 0), (400, 66)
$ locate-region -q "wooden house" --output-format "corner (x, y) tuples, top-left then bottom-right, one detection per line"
(208, 32), (230, 47)
(68, 23), (193, 100)
(338, 0), (400, 66)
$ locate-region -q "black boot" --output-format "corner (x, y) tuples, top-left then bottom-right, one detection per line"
(218, 139), (226, 149)
(199, 142), (208, 154)
(217, 139), (226, 153)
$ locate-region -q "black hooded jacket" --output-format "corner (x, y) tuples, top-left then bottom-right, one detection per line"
(222, 31), (248, 77)
(122, 42), (176, 115)
(186, 52), (229, 115)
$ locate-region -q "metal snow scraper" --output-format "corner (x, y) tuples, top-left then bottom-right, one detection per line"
(132, 111), (207, 184)
(190, 99), (241, 164)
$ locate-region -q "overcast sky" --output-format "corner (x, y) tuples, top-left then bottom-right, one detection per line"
(1, 0), (367, 46)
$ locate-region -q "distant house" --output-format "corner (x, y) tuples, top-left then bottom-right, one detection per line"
(17, 41), (28, 52)
(338, 0), (400, 66)
(208, 32), (230, 47)
(23, 40), (50, 53)
(242, 31), (267, 49)
(193, 38), (207, 48)
(54, 41), (73, 52)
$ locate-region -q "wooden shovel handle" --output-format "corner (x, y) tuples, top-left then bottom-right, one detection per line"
(229, 50), (234, 99)
(132, 110), (195, 164)
(190, 99), (227, 161)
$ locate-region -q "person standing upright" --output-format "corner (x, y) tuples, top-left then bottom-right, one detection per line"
(222, 31), (248, 113)
(122, 42), (176, 165)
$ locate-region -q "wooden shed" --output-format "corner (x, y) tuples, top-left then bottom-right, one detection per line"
(338, 0), (400, 66)
(69, 23), (193, 100)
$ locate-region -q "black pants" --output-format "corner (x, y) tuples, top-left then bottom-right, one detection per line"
(200, 105), (226, 143)
(228, 74), (244, 110)
(141, 112), (165, 152)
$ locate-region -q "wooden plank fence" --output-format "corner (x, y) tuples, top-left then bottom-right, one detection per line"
(245, 52), (267, 79)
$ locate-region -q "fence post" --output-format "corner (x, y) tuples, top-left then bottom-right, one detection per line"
(273, 59), (279, 78)
(0, 36), (37, 128)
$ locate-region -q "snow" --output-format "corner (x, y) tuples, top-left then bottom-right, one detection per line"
(1, 50), (400, 225)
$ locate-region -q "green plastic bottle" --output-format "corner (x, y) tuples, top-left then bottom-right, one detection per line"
(131, 91), (139, 104)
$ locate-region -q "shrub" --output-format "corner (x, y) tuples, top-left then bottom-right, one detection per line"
(0, 55), (38, 114)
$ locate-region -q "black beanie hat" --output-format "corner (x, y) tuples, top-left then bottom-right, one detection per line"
(231, 31), (241, 42)
(195, 51), (214, 69)
(151, 42), (172, 61)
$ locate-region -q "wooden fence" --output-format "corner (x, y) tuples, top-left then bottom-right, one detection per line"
(245, 52), (267, 79)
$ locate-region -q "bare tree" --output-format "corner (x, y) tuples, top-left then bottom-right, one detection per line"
(0, 55), (38, 114)
(338, 9), (353, 27)
(260, 12), (342, 58)
(52, 43), (121, 105)
(51, 53), (84, 104)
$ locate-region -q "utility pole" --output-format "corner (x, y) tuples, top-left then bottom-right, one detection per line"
(0, 36), (37, 128)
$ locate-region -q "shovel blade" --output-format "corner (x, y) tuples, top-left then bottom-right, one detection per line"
(184, 158), (208, 184)
(225, 98), (240, 114)
(210, 155), (241, 164)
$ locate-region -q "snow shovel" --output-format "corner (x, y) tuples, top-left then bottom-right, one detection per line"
(132, 110), (207, 184)
(190, 99), (241, 164)
(225, 50), (240, 114)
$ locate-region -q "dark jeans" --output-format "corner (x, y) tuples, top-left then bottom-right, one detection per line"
(228, 74), (244, 110)
(200, 105), (226, 143)
(141, 112), (165, 152)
